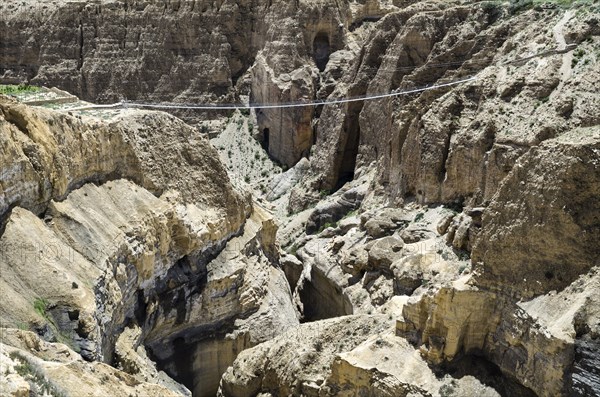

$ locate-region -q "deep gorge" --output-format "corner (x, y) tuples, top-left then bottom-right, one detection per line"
(1, 0), (599, 396)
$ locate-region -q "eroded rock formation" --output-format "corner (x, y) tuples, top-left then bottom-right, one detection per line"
(0, 96), (297, 396)
(1, 1), (600, 397)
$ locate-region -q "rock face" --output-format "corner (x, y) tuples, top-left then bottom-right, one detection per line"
(219, 314), (505, 397)
(0, 95), (248, 230)
(0, 0), (397, 166)
(397, 128), (600, 397)
(1, 0), (258, 105)
(290, 1), (600, 211)
(0, 97), (297, 396)
(1, 329), (187, 397)
(472, 128), (600, 299)
(2, 1), (600, 397)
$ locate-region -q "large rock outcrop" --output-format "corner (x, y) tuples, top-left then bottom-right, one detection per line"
(0, 95), (248, 230)
(472, 127), (600, 299)
(0, 97), (298, 396)
(219, 313), (507, 396)
(290, 2), (600, 211)
(397, 128), (600, 397)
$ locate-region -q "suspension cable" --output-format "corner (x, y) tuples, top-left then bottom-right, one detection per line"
(63, 76), (477, 112)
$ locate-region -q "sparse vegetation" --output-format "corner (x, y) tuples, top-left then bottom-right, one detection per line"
(314, 340), (323, 352)
(440, 383), (456, 397)
(456, 250), (470, 261)
(572, 47), (586, 67)
(9, 351), (66, 397)
(344, 209), (358, 219)
(17, 322), (28, 330)
(288, 243), (299, 256)
(33, 297), (50, 319)
(481, 0), (595, 15)
(318, 221), (338, 233)
(0, 84), (40, 95)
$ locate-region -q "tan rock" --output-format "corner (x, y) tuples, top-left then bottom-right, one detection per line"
(472, 128), (600, 299)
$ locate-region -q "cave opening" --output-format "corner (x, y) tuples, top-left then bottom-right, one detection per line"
(313, 32), (331, 72)
(261, 127), (270, 152)
(334, 106), (361, 191)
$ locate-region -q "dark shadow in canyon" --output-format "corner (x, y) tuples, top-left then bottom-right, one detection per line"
(299, 265), (353, 323)
(313, 33), (331, 72)
(435, 354), (537, 397)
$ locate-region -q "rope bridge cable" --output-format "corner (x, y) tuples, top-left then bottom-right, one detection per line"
(63, 76), (477, 112)
(57, 41), (580, 113)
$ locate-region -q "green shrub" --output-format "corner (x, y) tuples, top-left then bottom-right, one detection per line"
(0, 84), (40, 95)
(288, 244), (299, 256)
(414, 212), (425, 222)
(344, 209), (358, 219)
(318, 221), (338, 233)
(33, 297), (49, 319)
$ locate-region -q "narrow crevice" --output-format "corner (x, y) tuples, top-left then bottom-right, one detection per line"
(77, 21), (84, 71)
(335, 117), (360, 192)
(328, 101), (363, 193)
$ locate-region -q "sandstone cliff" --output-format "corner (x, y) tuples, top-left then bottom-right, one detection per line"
(0, 96), (297, 396)
(1, 1), (600, 397)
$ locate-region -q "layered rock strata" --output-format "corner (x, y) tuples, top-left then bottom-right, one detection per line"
(0, 96), (297, 396)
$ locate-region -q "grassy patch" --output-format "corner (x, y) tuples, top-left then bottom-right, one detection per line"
(32, 298), (79, 353)
(344, 209), (358, 219)
(314, 340), (323, 352)
(414, 212), (425, 223)
(287, 243), (299, 256)
(33, 297), (50, 319)
(0, 84), (40, 95)
(318, 221), (338, 233)
(572, 48), (586, 67)
(456, 250), (471, 261)
(16, 322), (29, 331)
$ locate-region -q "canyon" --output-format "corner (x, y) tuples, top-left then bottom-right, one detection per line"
(1, 0), (599, 396)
